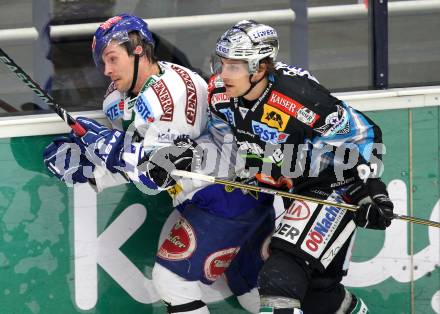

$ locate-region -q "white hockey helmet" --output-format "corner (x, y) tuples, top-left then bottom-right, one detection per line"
(213, 20), (279, 74)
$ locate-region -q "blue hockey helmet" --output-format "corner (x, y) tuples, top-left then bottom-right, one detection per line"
(92, 13), (155, 67)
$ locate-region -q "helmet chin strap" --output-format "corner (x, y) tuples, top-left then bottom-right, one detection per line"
(127, 54), (140, 97)
(240, 74), (265, 98)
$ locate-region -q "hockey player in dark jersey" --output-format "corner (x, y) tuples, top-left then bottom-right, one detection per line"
(207, 20), (395, 313)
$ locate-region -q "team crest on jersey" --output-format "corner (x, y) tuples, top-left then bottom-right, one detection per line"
(204, 247), (240, 282)
(314, 105), (350, 137)
(261, 104), (290, 131)
(251, 121), (289, 144)
(135, 94), (155, 122)
(157, 218), (197, 261)
(219, 108), (236, 126)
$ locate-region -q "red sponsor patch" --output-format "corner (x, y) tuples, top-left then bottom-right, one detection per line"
(157, 218), (196, 260)
(152, 79), (174, 121)
(204, 247), (240, 282)
(170, 64), (197, 125)
(118, 99), (124, 111)
(267, 90), (304, 117)
(211, 92), (229, 106)
(284, 201), (311, 221)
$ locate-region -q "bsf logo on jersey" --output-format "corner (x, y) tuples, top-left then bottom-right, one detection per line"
(204, 247), (240, 282)
(251, 121), (289, 144)
(261, 104), (290, 131)
(157, 218), (197, 261)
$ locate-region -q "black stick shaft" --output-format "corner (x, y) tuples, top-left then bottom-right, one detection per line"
(0, 48), (86, 136)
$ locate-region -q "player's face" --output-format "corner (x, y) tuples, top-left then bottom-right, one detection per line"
(218, 58), (251, 98)
(102, 42), (134, 92)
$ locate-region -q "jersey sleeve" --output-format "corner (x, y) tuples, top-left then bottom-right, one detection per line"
(309, 101), (384, 179)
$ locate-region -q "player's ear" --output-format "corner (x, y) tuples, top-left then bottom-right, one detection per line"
(133, 45), (143, 55)
(252, 62), (268, 81)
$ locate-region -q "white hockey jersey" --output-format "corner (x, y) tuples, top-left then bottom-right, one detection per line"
(93, 61), (225, 206)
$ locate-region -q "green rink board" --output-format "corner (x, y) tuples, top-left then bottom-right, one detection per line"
(0, 106), (439, 313)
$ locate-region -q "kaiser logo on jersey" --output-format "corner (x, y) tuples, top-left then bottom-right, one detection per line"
(204, 247), (240, 282)
(267, 90), (303, 117)
(157, 218), (196, 260)
(251, 121), (289, 144)
(261, 104), (290, 131)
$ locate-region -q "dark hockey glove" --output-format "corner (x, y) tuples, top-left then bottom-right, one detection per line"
(140, 136), (203, 189)
(343, 178), (394, 230)
(43, 135), (95, 185)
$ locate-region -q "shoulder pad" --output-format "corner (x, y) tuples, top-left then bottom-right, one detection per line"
(275, 62), (319, 83)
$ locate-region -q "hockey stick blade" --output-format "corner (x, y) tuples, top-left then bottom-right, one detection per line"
(0, 48), (86, 136)
(172, 170), (440, 228)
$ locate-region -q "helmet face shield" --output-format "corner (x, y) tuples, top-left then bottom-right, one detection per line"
(210, 55), (250, 80)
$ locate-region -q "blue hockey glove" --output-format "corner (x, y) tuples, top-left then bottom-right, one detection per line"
(343, 178), (394, 230)
(72, 117), (125, 173)
(43, 136), (95, 184)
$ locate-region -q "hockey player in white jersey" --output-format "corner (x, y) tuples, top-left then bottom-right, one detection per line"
(43, 14), (275, 313)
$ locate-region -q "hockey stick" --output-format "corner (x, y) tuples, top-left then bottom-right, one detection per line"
(172, 170), (440, 228)
(0, 48), (86, 136)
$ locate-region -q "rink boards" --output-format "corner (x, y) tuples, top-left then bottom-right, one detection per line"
(0, 86), (439, 313)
